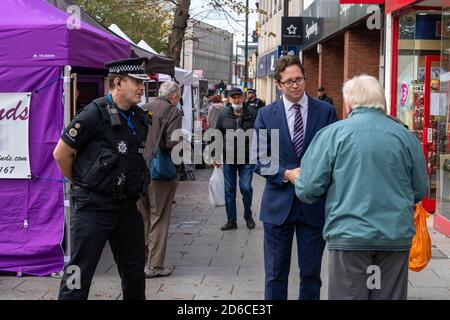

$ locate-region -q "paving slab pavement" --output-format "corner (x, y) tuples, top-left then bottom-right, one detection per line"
(1, 168), (450, 300)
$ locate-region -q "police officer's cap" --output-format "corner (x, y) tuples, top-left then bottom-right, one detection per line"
(105, 57), (150, 81)
(248, 88), (256, 94)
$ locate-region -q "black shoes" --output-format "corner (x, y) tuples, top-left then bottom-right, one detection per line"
(221, 221), (237, 231)
(245, 216), (256, 229)
(221, 217), (255, 231)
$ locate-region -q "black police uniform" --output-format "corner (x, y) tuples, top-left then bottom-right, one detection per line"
(247, 97), (265, 111)
(58, 96), (150, 300)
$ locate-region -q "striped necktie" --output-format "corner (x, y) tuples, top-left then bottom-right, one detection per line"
(292, 103), (304, 158)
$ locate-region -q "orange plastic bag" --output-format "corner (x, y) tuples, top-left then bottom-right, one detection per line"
(409, 203), (432, 272)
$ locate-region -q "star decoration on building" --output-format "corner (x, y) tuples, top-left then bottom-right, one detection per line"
(286, 24), (297, 35)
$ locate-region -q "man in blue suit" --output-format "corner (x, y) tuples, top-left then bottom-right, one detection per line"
(253, 55), (338, 300)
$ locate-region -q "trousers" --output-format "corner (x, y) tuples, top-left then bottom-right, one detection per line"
(137, 179), (178, 269)
(263, 199), (325, 300)
(328, 250), (410, 300)
(223, 164), (254, 222)
(58, 188), (145, 300)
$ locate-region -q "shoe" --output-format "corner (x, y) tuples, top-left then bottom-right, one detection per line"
(144, 267), (173, 278)
(50, 271), (64, 279)
(244, 216), (255, 229)
(221, 221), (237, 231)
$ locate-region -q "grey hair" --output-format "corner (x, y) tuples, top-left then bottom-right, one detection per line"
(342, 74), (386, 112)
(158, 81), (181, 99)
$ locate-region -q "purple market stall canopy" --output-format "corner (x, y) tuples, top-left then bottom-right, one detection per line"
(0, 0), (130, 68)
(0, 0), (130, 276)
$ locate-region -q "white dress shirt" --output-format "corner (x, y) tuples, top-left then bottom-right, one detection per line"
(283, 93), (308, 141)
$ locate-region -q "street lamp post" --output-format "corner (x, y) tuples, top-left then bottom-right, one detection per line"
(244, 0), (249, 92)
(235, 41), (238, 86)
(283, 0), (289, 54)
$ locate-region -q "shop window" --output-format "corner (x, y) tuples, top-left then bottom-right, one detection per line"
(396, 14), (416, 130)
(397, 10), (442, 211)
(437, 6), (450, 220)
(260, 0), (265, 25)
(265, 0), (268, 23)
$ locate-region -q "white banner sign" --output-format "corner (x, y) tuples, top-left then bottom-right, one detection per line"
(0, 93), (31, 179)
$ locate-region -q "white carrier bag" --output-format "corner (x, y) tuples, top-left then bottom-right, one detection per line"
(208, 167), (225, 207)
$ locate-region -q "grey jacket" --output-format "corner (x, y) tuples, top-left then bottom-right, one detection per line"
(141, 97), (182, 162)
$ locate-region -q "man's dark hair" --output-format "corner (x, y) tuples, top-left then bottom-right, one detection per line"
(274, 55), (306, 82)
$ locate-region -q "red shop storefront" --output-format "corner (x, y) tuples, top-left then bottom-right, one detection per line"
(389, 0), (450, 236)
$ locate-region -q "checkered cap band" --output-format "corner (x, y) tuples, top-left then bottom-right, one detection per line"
(109, 64), (144, 74)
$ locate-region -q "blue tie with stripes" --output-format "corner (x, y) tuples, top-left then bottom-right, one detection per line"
(292, 103), (304, 158)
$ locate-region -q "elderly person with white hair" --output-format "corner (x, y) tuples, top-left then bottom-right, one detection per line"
(137, 81), (182, 278)
(285, 74), (428, 300)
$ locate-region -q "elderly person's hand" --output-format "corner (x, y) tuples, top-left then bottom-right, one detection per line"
(284, 168), (301, 184)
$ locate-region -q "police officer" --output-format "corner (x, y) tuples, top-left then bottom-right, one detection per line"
(246, 88), (265, 111)
(53, 57), (151, 300)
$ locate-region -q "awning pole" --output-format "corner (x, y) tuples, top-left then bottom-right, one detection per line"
(63, 65), (72, 265)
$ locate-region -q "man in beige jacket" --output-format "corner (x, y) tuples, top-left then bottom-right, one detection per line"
(138, 81), (182, 278)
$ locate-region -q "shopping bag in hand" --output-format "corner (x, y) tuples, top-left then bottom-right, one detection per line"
(409, 203), (432, 272)
(208, 167), (225, 207)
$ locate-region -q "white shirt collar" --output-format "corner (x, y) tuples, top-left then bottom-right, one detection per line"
(283, 93), (308, 113)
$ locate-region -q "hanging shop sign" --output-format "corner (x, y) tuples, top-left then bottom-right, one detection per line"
(282, 17), (304, 46)
(0, 93), (31, 179)
(298, 0), (376, 50)
(193, 70), (204, 78)
(282, 17), (323, 47)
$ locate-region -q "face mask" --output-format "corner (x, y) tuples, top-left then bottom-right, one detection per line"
(231, 103), (243, 111)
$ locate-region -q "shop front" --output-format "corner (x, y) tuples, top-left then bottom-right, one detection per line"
(299, 0), (382, 118)
(388, 0), (450, 236)
(256, 49), (279, 104)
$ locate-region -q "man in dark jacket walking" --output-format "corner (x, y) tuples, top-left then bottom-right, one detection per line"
(215, 88), (257, 231)
(317, 86), (334, 106)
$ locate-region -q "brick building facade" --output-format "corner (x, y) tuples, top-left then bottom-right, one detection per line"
(302, 25), (381, 119)
(257, 1), (382, 115)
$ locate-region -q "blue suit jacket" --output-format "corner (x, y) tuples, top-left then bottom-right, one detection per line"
(254, 95), (338, 227)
